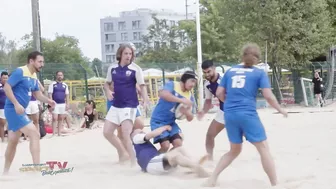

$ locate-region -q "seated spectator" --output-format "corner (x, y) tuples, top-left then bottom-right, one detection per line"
(80, 100), (100, 129)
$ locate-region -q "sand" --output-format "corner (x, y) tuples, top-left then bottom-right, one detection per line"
(0, 105), (336, 189)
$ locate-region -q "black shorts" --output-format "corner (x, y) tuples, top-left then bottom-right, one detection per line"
(314, 88), (322, 95)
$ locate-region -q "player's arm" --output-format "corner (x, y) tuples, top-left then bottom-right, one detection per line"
(33, 80), (51, 104)
(135, 67), (149, 103)
(201, 87), (213, 114)
(3, 68), (23, 106)
(159, 82), (184, 104)
(38, 80), (45, 92)
(104, 66), (114, 100)
(132, 126), (172, 144)
(65, 84), (70, 107)
(216, 73), (227, 102)
(260, 72), (284, 113)
(47, 82), (53, 99)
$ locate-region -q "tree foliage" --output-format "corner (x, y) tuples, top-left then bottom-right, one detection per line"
(138, 16), (191, 66)
(91, 58), (103, 77)
(0, 33), (20, 67)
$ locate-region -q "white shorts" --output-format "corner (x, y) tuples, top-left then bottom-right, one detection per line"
(25, 101), (39, 115)
(0, 109), (5, 119)
(214, 110), (225, 125)
(53, 103), (66, 115)
(146, 154), (171, 175)
(106, 106), (137, 125)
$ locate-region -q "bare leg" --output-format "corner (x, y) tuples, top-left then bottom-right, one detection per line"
(103, 120), (129, 163)
(253, 141), (277, 186)
(165, 147), (209, 178)
(57, 115), (65, 136)
(0, 118), (5, 142)
(3, 131), (21, 174)
(171, 138), (183, 151)
(134, 117), (144, 130)
(205, 120), (224, 161)
(158, 140), (171, 153)
(203, 143), (242, 187)
(31, 113), (40, 134)
(120, 120), (136, 166)
(52, 114), (58, 136)
(20, 123), (41, 166)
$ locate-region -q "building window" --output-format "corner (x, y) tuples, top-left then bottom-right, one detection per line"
(112, 55), (116, 62)
(118, 22), (126, 30)
(133, 43), (142, 49)
(104, 23), (113, 32)
(133, 32), (141, 40)
(132, 20), (141, 29)
(121, 33), (128, 41)
(106, 55), (112, 63)
(105, 44), (115, 53)
(105, 34), (116, 42)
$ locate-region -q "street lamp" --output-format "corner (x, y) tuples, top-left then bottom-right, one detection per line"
(195, 0), (204, 108)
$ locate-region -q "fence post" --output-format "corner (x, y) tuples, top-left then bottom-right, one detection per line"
(161, 68), (166, 85)
(80, 64), (89, 101)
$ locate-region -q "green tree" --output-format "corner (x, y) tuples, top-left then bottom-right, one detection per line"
(138, 16), (190, 67)
(91, 58), (103, 77)
(17, 33), (93, 80)
(0, 33), (20, 68)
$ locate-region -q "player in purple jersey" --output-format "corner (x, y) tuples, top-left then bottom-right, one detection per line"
(103, 43), (149, 166)
(0, 71), (9, 142)
(197, 60), (226, 161)
(132, 126), (209, 177)
(48, 71), (70, 136)
(3, 51), (55, 174)
(203, 44), (287, 187)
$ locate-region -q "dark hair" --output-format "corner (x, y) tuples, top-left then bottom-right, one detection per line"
(55, 71), (63, 75)
(86, 100), (96, 109)
(181, 71), (198, 83)
(1, 71), (8, 77)
(27, 51), (43, 63)
(201, 60), (214, 70)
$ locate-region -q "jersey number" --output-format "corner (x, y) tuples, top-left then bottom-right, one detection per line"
(231, 75), (246, 88)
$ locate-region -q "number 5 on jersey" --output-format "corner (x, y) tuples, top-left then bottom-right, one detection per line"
(231, 75), (246, 88)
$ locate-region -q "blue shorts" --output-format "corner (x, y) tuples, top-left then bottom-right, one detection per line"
(150, 118), (182, 144)
(5, 108), (32, 132)
(224, 111), (266, 144)
(107, 101), (141, 117)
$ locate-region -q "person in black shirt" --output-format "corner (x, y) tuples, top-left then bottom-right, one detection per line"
(312, 71), (323, 107)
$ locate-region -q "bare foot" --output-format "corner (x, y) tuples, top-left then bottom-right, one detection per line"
(119, 155), (130, 164)
(198, 154), (210, 165)
(202, 177), (217, 187)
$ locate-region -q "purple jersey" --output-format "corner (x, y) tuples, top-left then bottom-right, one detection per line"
(0, 83), (6, 109)
(132, 133), (159, 172)
(204, 73), (224, 111)
(106, 63), (145, 108)
(48, 81), (69, 104)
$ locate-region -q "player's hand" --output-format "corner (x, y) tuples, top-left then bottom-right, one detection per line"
(197, 111), (205, 120)
(107, 91), (114, 101)
(47, 99), (56, 108)
(143, 98), (150, 111)
(180, 98), (193, 108)
(14, 103), (25, 115)
(165, 125), (172, 131)
(280, 109), (288, 118)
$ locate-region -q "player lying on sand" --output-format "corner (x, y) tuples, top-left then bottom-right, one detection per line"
(132, 125), (209, 177)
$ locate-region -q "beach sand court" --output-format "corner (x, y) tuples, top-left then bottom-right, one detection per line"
(0, 105), (335, 189)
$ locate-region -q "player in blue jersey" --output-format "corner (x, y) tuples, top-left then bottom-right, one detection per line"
(150, 71), (197, 153)
(131, 126), (209, 177)
(103, 44), (149, 166)
(203, 44), (287, 187)
(197, 60), (226, 161)
(3, 51), (55, 174)
(0, 71), (9, 142)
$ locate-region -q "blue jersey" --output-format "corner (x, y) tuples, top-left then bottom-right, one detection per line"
(204, 73), (224, 111)
(151, 81), (196, 122)
(220, 65), (270, 112)
(5, 66), (39, 109)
